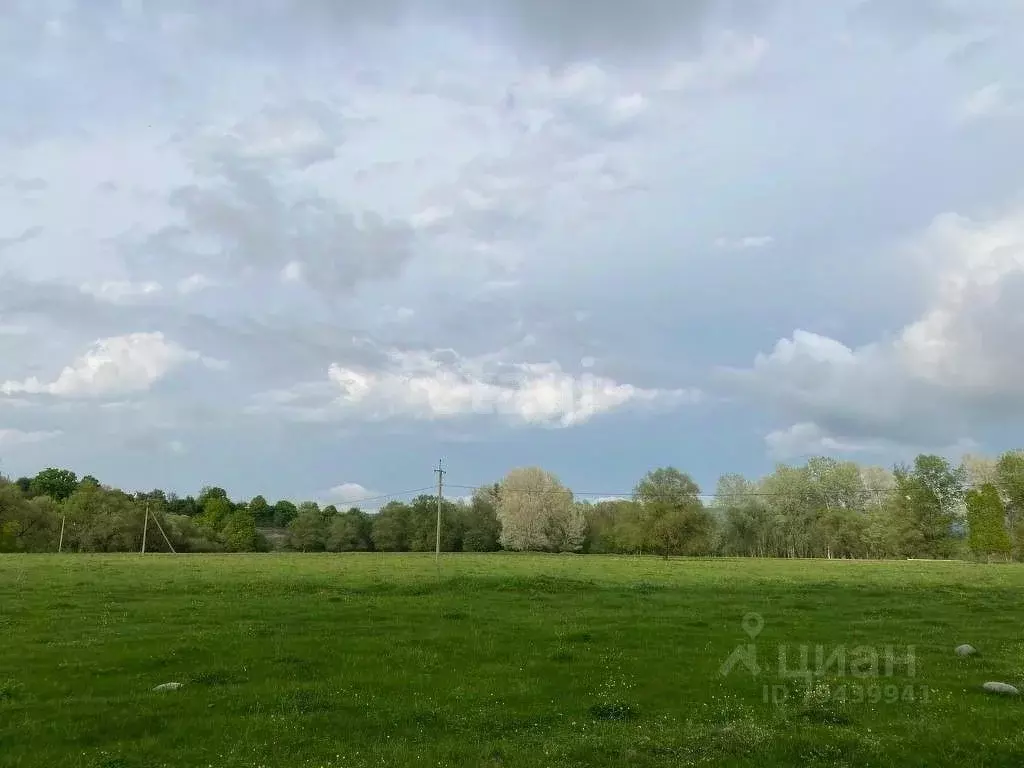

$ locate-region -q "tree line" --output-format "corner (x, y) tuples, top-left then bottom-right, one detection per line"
(2, 451), (1024, 560)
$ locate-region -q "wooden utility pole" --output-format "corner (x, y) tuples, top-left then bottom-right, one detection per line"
(434, 459), (446, 562)
(142, 501), (149, 553)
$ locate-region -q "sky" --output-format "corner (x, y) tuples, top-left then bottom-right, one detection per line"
(2, 0), (1024, 508)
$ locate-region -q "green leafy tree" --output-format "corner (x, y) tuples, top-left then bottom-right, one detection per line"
(633, 467), (711, 556)
(248, 495), (273, 526)
(197, 495), (234, 533)
(62, 484), (141, 552)
(197, 486), (229, 508)
(0, 481), (60, 552)
(222, 509), (258, 552)
(995, 450), (1024, 559)
(29, 468), (79, 502)
(167, 493), (200, 517)
(408, 494), (463, 551)
(713, 473), (774, 557)
(371, 501), (412, 551)
(326, 508), (374, 551)
(461, 486), (502, 552)
(272, 500), (299, 528)
(892, 455), (966, 558)
(651, 505), (715, 556)
(286, 505), (327, 551)
(966, 483), (1011, 561)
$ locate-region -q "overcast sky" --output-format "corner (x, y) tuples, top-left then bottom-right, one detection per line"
(2, 0), (1024, 506)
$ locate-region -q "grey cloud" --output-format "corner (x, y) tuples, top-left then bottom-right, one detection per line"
(134, 153), (415, 295)
(0, 225), (43, 251)
(297, 0), (772, 63)
(41, 0), (772, 66)
(194, 99), (351, 170)
(847, 0), (1023, 45)
(3, 177), (47, 193)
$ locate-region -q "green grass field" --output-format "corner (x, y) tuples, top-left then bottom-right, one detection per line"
(3, 554), (1024, 767)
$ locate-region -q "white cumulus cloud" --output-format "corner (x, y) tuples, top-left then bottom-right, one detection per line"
(252, 345), (699, 428)
(0, 332), (225, 398)
(731, 205), (1024, 450)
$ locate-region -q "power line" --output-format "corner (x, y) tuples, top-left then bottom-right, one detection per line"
(442, 482), (985, 501)
(335, 486), (436, 505)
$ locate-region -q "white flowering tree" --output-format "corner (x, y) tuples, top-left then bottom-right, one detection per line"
(497, 466), (584, 552)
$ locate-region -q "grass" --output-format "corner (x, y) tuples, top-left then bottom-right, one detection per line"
(2, 553), (1024, 767)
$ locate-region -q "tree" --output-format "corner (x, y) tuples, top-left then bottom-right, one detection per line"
(962, 454), (998, 488)
(286, 506), (326, 552)
(581, 499), (637, 553)
(891, 455), (966, 558)
(714, 474), (773, 557)
(966, 483), (1011, 561)
(371, 501), (412, 551)
(222, 509), (258, 552)
(633, 467), (711, 557)
(29, 468), (78, 502)
(650, 505), (715, 556)
(197, 495), (233, 533)
(272, 500), (298, 528)
(995, 451), (1024, 558)
(167, 493), (200, 517)
(62, 484), (140, 552)
(496, 467), (580, 552)
(249, 495), (273, 526)
(326, 508), (374, 551)
(460, 487), (502, 551)
(197, 486), (229, 508)
(0, 481), (60, 552)
(408, 494), (463, 551)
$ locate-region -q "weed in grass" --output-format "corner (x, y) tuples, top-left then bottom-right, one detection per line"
(588, 702), (639, 721)
(0, 678), (22, 702)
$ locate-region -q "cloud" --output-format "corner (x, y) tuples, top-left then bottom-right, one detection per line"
(1, 332), (225, 398)
(714, 234), (774, 250)
(139, 157), (417, 297)
(194, 99), (345, 169)
(0, 428), (62, 447)
(251, 344), (699, 427)
(176, 274), (216, 294)
(956, 81), (1022, 123)
(172, 0), (775, 66)
(0, 225), (43, 251)
(326, 482), (380, 505)
(730, 204), (1024, 449)
(80, 280), (163, 303)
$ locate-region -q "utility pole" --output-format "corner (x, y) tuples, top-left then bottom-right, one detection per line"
(58, 512), (66, 553)
(142, 501), (149, 554)
(434, 459), (446, 562)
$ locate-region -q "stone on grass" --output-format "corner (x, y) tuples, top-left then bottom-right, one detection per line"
(982, 682), (1019, 696)
(152, 682), (184, 692)
(955, 644), (977, 657)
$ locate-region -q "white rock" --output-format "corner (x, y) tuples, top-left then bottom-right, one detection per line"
(982, 682), (1020, 696)
(152, 682), (184, 692)
(955, 644), (977, 657)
